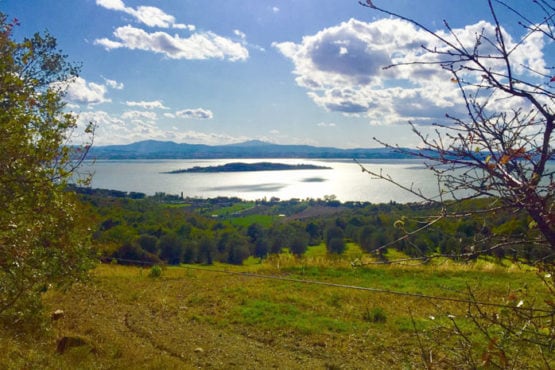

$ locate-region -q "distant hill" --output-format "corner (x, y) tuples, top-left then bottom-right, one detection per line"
(88, 140), (416, 159)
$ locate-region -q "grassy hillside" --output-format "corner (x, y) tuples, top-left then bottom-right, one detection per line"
(2, 258), (551, 369)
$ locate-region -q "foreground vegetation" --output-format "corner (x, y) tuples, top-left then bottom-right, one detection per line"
(1, 190), (553, 369)
(2, 257), (552, 369)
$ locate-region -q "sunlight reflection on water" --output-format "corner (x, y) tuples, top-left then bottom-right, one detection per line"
(80, 158), (553, 203)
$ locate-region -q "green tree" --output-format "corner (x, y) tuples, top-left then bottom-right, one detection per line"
(359, 0), (555, 253)
(305, 221), (322, 246)
(136, 234), (159, 255)
(326, 226), (345, 254)
(289, 235), (308, 257)
(358, 225), (374, 252)
(357, 2), (555, 366)
(158, 234), (183, 265)
(0, 14), (94, 320)
(197, 236), (215, 264)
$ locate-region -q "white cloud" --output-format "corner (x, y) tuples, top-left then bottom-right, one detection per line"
(64, 77), (111, 105)
(274, 18), (548, 126)
(126, 100), (168, 109)
(168, 131), (249, 145)
(176, 108), (214, 120)
(317, 122), (336, 127)
(132, 5), (178, 28)
(65, 103), (81, 110)
(95, 25), (249, 61)
(121, 110), (158, 122)
(272, 6), (280, 13)
(96, 0), (194, 30)
(234, 29), (246, 40)
(103, 77), (124, 90)
(96, 0), (125, 11)
(77, 110), (245, 145)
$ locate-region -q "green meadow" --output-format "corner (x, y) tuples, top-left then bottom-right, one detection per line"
(2, 255), (552, 369)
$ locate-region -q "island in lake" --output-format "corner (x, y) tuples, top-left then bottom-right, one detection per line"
(165, 162), (332, 173)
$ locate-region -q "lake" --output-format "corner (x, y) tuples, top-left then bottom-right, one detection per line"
(79, 158), (447, 203)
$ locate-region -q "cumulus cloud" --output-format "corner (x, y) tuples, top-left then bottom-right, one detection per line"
(96, 0), (193, 30)
(176, 108), (214, 120)
(121, 110), (158, 122)
(274, 18), (547, 126)
(64, 77), (111, 105)
(96, 0), (125, 11)
(95, 0), (246, 61)
(77, 110), (244, 145)
(126, 100), (168, 109)
(95, 25), (249, 61)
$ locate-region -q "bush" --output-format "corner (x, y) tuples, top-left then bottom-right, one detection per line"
(148, 265), (162, 278)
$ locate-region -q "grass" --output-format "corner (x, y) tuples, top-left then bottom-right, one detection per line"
(226, 214), (275, 227)
(1, 259), (553, 369)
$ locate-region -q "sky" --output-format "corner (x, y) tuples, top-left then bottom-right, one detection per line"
(2, 0), (553, 148)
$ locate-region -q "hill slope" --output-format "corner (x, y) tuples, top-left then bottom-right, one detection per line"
(88, 140), (414, 159)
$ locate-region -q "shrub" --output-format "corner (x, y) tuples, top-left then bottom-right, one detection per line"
(148, 265), (162, 278)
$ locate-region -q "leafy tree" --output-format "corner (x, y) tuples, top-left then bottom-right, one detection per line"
(358, 225), (375, 252)
(226, 241), (250, 265)
(289, 235), (308, 256)
(247, 223), (265, 244)
(182, 241), (197, 264)
(305, 221), (322, 245)
(226, 245), (248, 265)
(158, 234), (183, 265)
(197, 236), (215, 264)
(358, 1), (555, 366)
(253, 239), (269, 259)
(136, 234), (159, 255)
(327, 238), (346, 255)
(326, 226), (345, 254)
(359, 0), (555, 256)
(0, 14), (94, 320)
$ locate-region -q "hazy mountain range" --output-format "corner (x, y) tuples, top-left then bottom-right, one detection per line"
(88, 140), (416, 160)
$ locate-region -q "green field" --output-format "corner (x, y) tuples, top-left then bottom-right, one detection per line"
(2, 192), (553, 369)
(2, 258), (552, 369)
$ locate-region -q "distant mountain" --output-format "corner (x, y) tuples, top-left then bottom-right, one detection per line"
(88, 140), (416, 160)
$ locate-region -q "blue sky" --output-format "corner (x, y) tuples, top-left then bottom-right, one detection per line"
(3, 0), (552, 147)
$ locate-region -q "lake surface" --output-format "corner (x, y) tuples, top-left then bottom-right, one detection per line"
(79, 158), (446, 203)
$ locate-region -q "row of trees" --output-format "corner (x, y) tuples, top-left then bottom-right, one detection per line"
(86, 191), (549, 266)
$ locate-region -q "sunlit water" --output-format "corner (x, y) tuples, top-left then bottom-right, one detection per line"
(79, 159), (554, 203)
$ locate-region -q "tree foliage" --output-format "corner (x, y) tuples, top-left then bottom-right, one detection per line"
(0, 14), (94, 320)
(359, 0), (555, 255)
(358, 1), (555, 366)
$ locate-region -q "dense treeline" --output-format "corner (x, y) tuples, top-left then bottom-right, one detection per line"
(78, 188), (551, 267)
